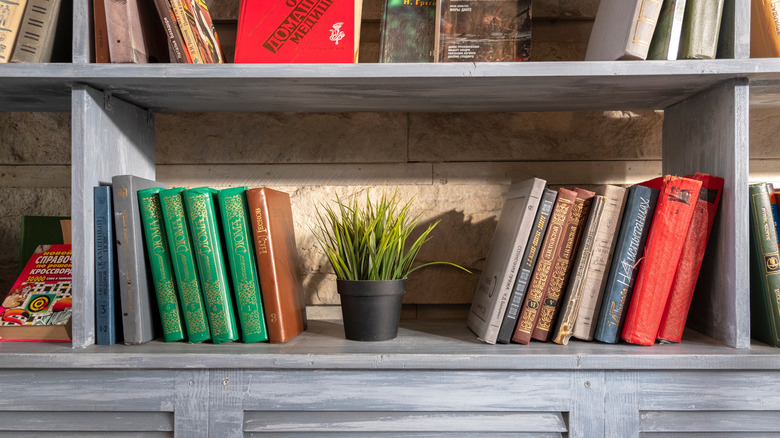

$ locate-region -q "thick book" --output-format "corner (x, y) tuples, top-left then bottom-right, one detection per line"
(749, 182), (780, 347)
(657, 173), (724, 343)
(434, 0), (531, 62)
(571, 185), (628, 342)
(18, 215), (69, 274)
(246, 187), (307, 343)
(138, 187), (186, 342)
(94, 0), (111, 62)
(0, 244), (72, 342)
(512, 188), (577, 344)
(752, 0), (780, 57)
(170, 0), (223, 63)
(647, 0), (687, 60)
(234, 0), (363, 63)
(10, 0), (71, 63)
(552, 195), (606, 345)
(183, 187), (239, 344)
(676, 0), (725, 59)
(621, 176), (702, 346)
(531, 188), (595, 342)
(104, 0), (169, 63)
(0, 0), (28, 62)
(151, 0), (189, 63)
(467, 177), (546, 344)
(379, 0), (436, 62)
(593, 180), (660, 344)
(496, 188), (557, 344)
(158, 188), (210, 343)
(94, 186), (122, 345)
(112, 174), (166, 344)
(585, 0), (663, 61)
(218, 187), (269, 343)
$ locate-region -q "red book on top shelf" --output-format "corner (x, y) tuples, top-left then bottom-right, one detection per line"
(621, 175), (702, 346)
(656, 173), (724, 344)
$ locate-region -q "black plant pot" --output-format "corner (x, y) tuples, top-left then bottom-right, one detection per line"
(337, 279), (406, 342)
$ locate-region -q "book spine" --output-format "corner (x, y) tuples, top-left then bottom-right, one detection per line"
(657, 174), (724, 343)
(572, 185), (628, 341)
(677, 0), (725, 59)
(593, 184), (660, 344)
(104, 0), (149, 63)
(93, 0), (110, 62)
(749, 182), (780, 347)
(184, 187), (239, 344)
(0, 0), (29, 62)
(94, 186), (118, 345)
(770, 186), (780, 252)
(379, 0), (436, 62)
(246, 187), (307, 343)
(552, 195), (606, 345)
(532, 188), (595, 342)
(628, 0), (664, 59)
(218, 187), (269, 343)
(138, 188), (186, 342)
(9, 0), (62, 62)
(151, 0), (189, 63)
(159, 188), (211, 343)
(621, 176), (702, 346)
(512, 188), (577, 344)
(752, 0), (780, 57)
(647, 0), (687, 60)
(497, 188), (557, 344)
(188, 0), (223, 62)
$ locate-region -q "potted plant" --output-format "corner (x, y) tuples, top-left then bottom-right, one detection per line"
(313, 190), (469, 341)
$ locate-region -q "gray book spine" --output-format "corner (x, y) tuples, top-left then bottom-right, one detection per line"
(586, 0), (664, 61)
(572, 185), (628, 341)
(112, 174), (167, 344)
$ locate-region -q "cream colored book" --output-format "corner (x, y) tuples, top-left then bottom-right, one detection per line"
(0, 0), (29, 62)
(586, 0), (664, 60)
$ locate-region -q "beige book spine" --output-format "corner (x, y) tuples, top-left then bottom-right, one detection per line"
(628, 0), (664, 59)
(0, 0), (29, 63)
(169, 0), (202, 63)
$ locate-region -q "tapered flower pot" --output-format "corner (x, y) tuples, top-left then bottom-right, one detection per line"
(337, 279), (406, 341)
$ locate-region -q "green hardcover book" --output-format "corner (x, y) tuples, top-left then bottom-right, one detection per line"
(677, 0), (725, 59)
(379, 0), (437, 62)
(648, 0), (687, 60)
(19, 215), (69, 274)
(137, 188), (186, 342)
(159, 188), (211, 344)
(183, 187), (239, 344)
(218, 187), (269, 343)
(749, 183), (780, 348)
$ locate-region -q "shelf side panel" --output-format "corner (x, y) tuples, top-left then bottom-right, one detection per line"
(71, 85), (156, 348)
(73, 0), (90, 63)
(662, 78), (750, 349)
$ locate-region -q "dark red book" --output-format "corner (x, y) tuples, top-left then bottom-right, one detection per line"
(621, 175), (703, 346)
(656, 173), (724, 343)
(512, 188), (577, 344)
(531, 187), (595, 342)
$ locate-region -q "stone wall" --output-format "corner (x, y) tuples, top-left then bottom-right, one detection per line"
(1, 0), (779, 317)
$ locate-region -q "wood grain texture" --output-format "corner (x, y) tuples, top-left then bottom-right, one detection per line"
(0, 412), (174, 432)
(663, 79), (750, 349)
(174, 370), (209, 437)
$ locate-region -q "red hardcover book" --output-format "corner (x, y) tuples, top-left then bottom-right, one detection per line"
(245, 187), (307, 343)
(657, 173), (724, 343)
(512, 188), (577, 344)
(531, 188), (595, 342)
(621, 175), (703, 346)
(234, 0), (362, 63)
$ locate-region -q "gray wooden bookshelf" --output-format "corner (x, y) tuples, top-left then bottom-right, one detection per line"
(3, 0), (780, 436)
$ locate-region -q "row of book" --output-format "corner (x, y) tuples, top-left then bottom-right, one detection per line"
(468, 173), (725, 346)
(0, 0), (70, 63)
(95, 175), (307, 345)
(749, 182), (780, 347)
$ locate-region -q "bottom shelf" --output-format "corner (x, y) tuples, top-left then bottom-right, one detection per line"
(1, 319), (778, 370)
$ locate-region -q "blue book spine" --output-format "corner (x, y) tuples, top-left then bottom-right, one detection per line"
(593, 184), (660, 344)
(94, 185), (120, 345)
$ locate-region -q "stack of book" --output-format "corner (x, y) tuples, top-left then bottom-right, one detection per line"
(94, 175), (307, 345)
(468, 173), (725, 346)
(586, 0), (728, 61)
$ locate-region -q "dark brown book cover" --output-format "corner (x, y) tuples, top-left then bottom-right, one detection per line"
(94, 0), (111, 62)
(512, 187), (577, 344)
(152, 0), (189, 62)
(531, 187), (595, 342)
(246, 187), (307, 343)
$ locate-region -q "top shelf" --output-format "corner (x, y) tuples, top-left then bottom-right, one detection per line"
(7, 59), (780, 113)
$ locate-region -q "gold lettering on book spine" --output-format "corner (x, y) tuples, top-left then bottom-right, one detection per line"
(190, 194), (229, 337)
(225, 195), (264, 336)
(632, 0), (662, 47)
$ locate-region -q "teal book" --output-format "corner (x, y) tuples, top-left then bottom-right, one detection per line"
(138, 188), (186, 342)
(749, 183), (780, 348)
(218, 187), (269, 343)
(159, 188), (211, 344)
(183, 187), (239, 344)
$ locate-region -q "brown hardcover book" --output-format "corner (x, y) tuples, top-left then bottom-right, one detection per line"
(94, 0), (111, 62)
(751, 0), (780, 57)
(246, 187), (307, 343)
(104, 0), (169, 63)
(0, 0), (28, 63)
(512, 188), (577, 344)
(151, 0), (189, 62)
(532, 187), (595, 342)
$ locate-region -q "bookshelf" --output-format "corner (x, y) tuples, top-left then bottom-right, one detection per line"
(3, 0), (780, 435)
